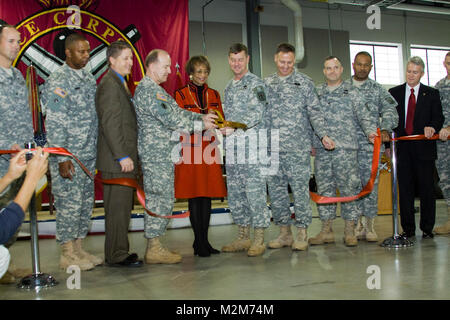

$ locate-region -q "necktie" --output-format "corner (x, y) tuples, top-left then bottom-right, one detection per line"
(405, 88), (416, 135)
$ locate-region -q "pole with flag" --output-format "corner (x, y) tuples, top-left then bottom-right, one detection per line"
(26, 64), (46, 147)
(26, 64), (54, 215)
(175, 62), (184, 92)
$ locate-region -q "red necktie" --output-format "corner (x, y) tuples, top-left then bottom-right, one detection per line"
(405, 88), (416, 135)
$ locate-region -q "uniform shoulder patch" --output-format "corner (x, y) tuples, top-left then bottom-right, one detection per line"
(54, 87), (67, 98)
(253, 86), (266, 102)
(156, 92), (168, 102)
(385, 96), (396, 105)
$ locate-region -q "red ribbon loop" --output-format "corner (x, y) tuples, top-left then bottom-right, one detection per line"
(310, 129), (381, 204)
(1, 147), (188, 219)
(310, 130), (448, 204)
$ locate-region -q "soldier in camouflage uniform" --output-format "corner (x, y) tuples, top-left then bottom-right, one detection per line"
(41, 33), (100, 271)
(434, 51), (450, 235)
(264, 43), (334, 251)
(0, 24), (34, 284)
(309, 56), (377, 247)
(134, 49), (217, 264)
(219, 43), (272, 257)
(345, 51), (398, 242)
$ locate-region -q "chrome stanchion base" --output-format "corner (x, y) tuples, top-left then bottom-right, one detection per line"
(380, 235), (415, 248)
(17, 273), (58, 291)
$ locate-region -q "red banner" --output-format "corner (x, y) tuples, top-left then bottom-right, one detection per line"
(1, 0), (189, 205)
(0, 0), (189, 94)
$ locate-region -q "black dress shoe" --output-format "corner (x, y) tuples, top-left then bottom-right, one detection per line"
(206, 243), (220, 254)
(400, 231), (415, 239)
(193, 242), (211, 257)
(422, 232), (434, 239)
(109, 253), (143, 267)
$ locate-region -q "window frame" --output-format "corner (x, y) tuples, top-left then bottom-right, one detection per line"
(349, 40), (404, 86)
(410, 45), (450, 86)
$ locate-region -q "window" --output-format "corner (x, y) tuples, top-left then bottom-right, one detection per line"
(349, 41), (403, 85)
(410, 46), (449, 86)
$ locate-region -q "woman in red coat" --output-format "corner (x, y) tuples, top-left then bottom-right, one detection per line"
(174, 56), (227, 257)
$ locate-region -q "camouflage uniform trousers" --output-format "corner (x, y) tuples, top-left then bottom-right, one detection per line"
(357, 144), (382, 218)
(50, 158), (96, 244)
(0, 175), (25, 248)
(437, 142), (449, 207)
(315, 148), (362, 221)
(225, 162), (271, 228)
(142, 160), (174, 239)
(267, 152), (312, 228)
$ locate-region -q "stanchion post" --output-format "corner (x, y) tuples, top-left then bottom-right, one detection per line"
(391, 131), (399, 237)
(380, 133), (414, 248)
(17, 142), (58, 291)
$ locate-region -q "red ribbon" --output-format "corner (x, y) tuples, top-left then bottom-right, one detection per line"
(4, 132), (446, 209)
(309, 131), (448, 204)
(1, 148), (189, 219)
(392, 133), (446, 141)
(309, 128), (382, 204)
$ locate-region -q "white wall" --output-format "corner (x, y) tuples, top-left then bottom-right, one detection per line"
(189, 0), (450, 86)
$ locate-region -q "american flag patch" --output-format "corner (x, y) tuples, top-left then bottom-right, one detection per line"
(156, 92), (167, 102)
(54, 87), (67, 98)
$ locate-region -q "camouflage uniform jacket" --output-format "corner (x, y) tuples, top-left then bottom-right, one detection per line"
(314, 81), (376, 150)
(41, 63), (98, 162)
(0, 67), (33, 175)
(435, 77), (450, 128)
(223, 71), (268, 132)
(133, 76), (204, 163)
(264, 70), (327, 153)
(344, 77), (398, 147)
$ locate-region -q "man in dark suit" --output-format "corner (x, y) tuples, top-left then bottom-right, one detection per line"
(96, 41), (142, 267)
(389, 56), (444, 239)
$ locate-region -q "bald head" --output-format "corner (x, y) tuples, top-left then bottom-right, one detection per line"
(145, 49), (171, 84)
(145, 49), (169, 68)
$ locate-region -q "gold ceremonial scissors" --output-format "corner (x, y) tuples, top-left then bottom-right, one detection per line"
(212, 109), (247, 130)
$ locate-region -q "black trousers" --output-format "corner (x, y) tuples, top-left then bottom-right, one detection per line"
(188, 197), (214, 255)
(397, 143), (436, 234)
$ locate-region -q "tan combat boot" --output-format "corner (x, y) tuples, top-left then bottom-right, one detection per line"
(0, 260), (31, 284)
(344, 220), (358, 247)
(221, 225), (251, 252)
(365, 217), (378, 242)
(434, 207), (450, 235)
(74, 238), (103, 266)
(145, 237), (182, 264)
(0, 271), (15, 284)
(434, 220), (450, 235)
(60, 240), (95, 271)
(247, 228), (266, 257)
(355, 216), (366, 240)
(292, 227), (308, 251)
(308, 220), (335, 245)
(268, 225), (293, 249)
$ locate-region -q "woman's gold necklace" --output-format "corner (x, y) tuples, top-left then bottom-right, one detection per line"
(188, 84), (209, 111)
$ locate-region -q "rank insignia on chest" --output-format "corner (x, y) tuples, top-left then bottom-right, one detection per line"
(294, 82), (300, 86)
(156, 92), (168, 102)
(254, 86), (266, 102)
(54, 87), (67, 98)
(343, 89), (348, 94)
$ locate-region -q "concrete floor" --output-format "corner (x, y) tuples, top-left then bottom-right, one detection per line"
(0, 200), (448, 301)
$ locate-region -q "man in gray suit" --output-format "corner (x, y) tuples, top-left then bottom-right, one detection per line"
(96, 41), (142, 267)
